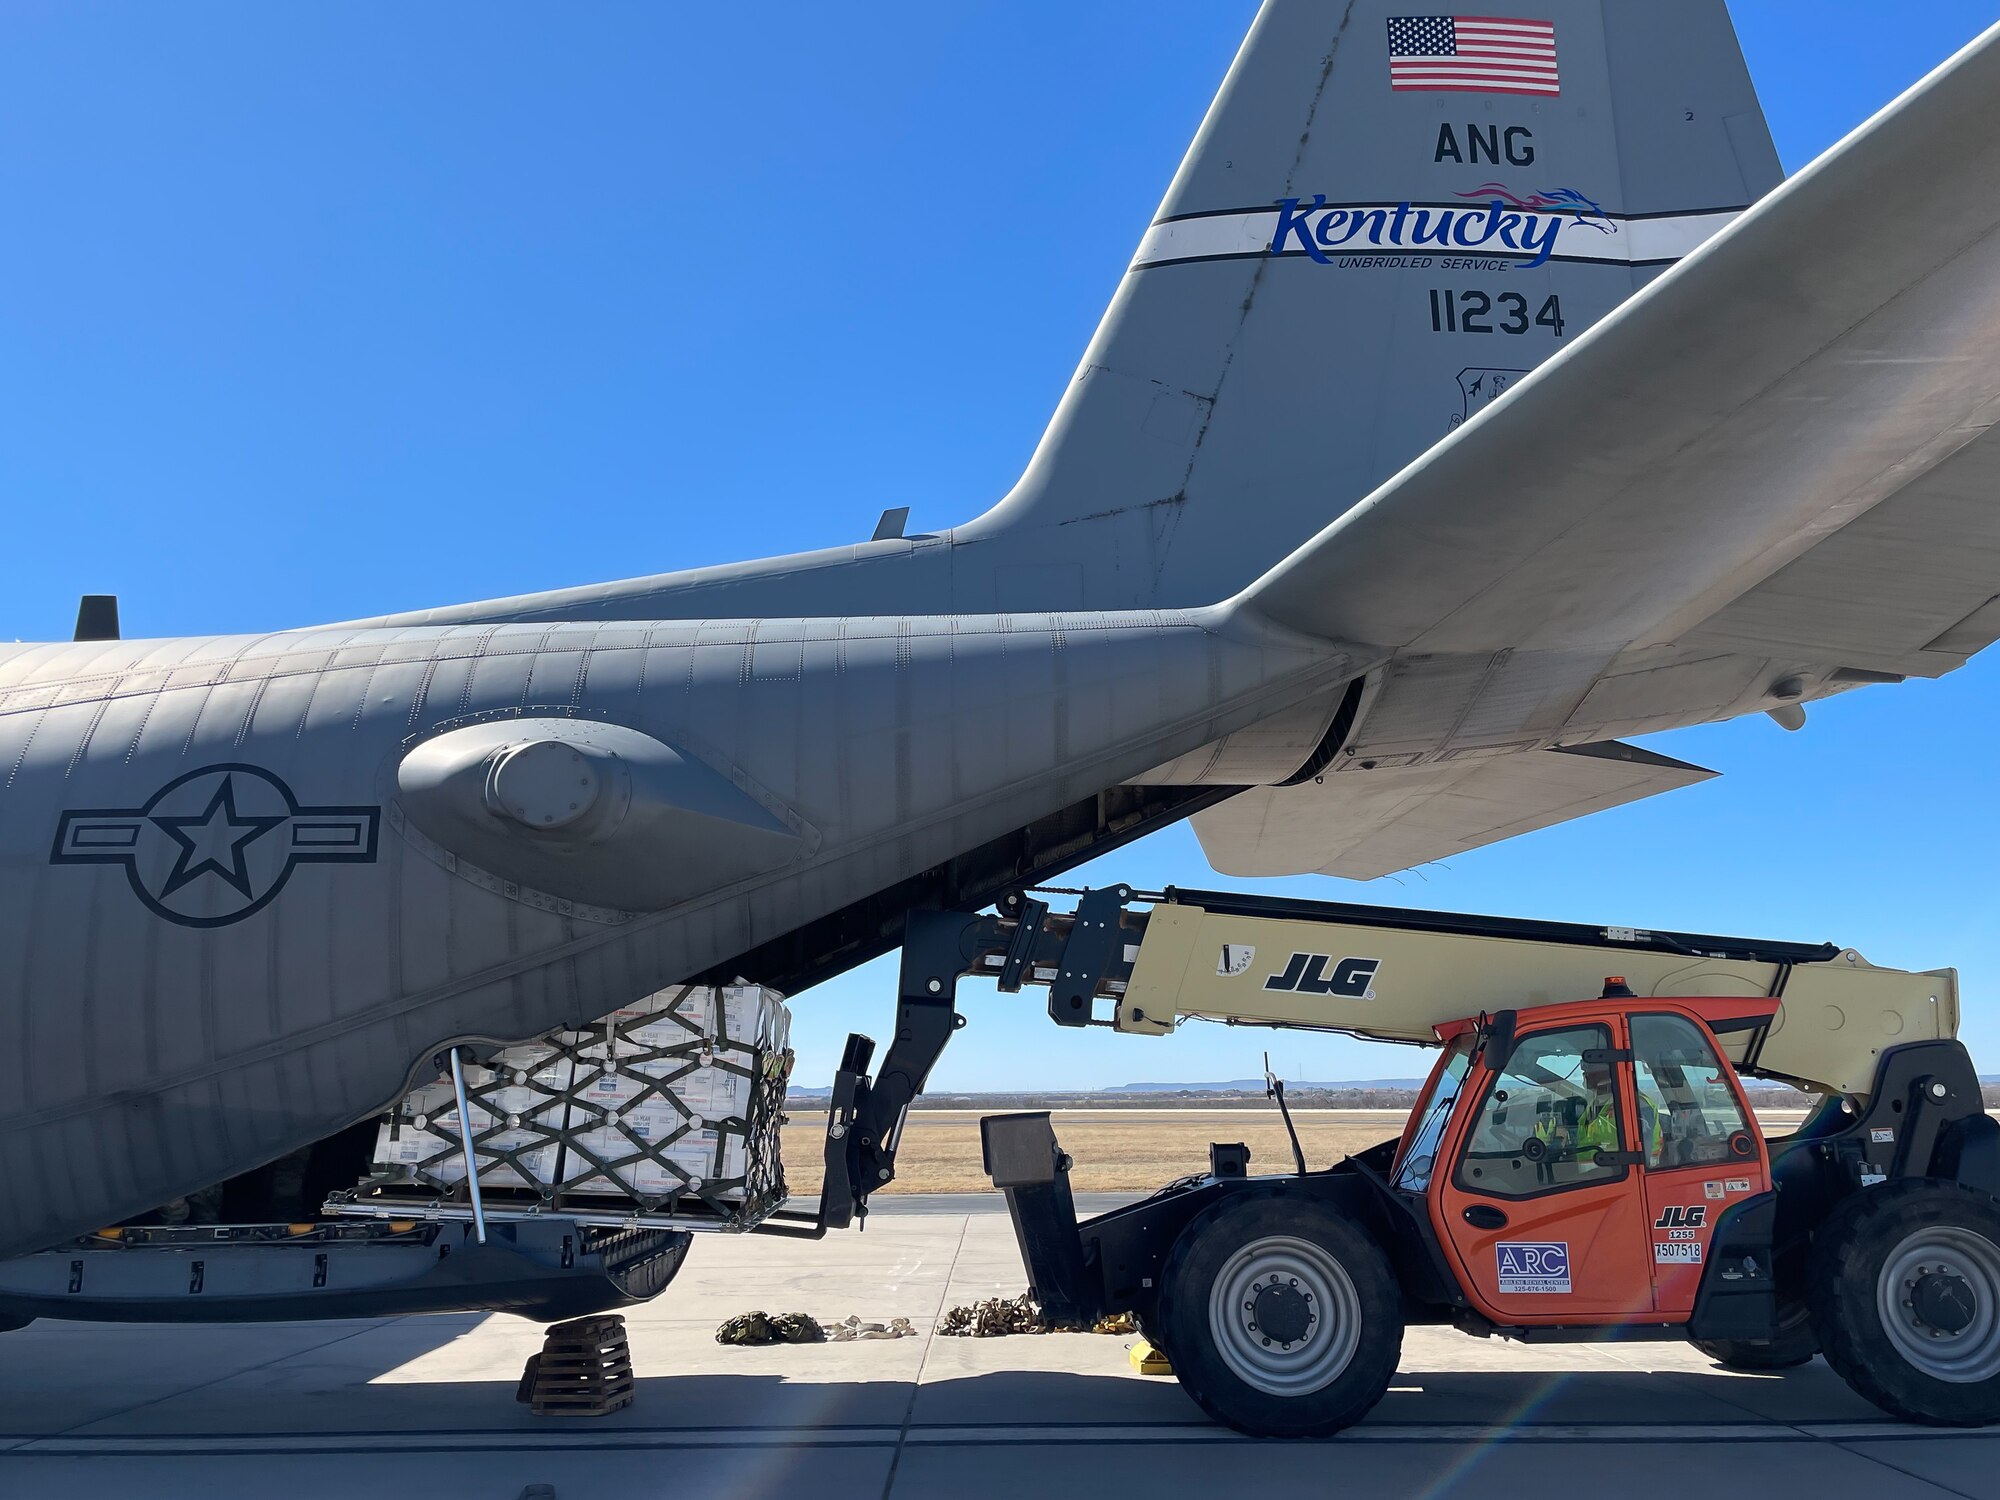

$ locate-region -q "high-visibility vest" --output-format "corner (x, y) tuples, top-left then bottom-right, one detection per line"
(1537, 1095), (1662, 1163)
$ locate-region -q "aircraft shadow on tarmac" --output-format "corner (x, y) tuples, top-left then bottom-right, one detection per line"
(0, 1344), (1898, 1447)
(463, 1361), (1880, 1438)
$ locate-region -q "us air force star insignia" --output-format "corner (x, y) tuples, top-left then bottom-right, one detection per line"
(50, 764), (378, 928)
(154, 778), (284, 900)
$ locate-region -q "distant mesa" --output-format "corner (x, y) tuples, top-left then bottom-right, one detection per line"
(784, 1077), (1429, 1100)
(1104, 1078), (1427, 1094)
(787, 1072), (1851, 1105)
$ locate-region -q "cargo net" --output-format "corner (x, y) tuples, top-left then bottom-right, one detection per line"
(339, 983), (792, 1231)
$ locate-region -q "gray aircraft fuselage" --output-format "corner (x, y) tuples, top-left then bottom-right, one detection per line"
(0, 607), (1352, 1256)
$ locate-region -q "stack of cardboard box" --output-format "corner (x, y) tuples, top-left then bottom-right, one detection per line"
(365, 983), (790, 1214)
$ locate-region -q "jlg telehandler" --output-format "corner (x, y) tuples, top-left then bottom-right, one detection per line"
(823, 885), (2000, 1437)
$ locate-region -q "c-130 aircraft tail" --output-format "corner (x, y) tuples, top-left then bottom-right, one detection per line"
(370, 0), (1778, 629)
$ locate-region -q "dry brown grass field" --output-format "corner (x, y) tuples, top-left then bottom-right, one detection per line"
(780, 1107), (1811, 1196)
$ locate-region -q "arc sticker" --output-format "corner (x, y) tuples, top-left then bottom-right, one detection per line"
(1496, 1241), (1570, 1294)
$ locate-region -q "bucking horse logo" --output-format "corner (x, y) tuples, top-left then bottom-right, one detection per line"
(1457, 183), (1618, 235)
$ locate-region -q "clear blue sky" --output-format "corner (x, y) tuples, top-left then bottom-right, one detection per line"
(5, 3), (1997, 1090)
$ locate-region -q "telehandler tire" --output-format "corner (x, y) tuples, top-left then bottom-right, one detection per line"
(1693, 1296), (1817, 1371)
(1157, 1193), (1402, 1438)
(1810, 1179), (2000, 1425)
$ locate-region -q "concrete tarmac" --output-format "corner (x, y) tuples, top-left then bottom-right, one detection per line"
(4, 1196), (1999, 1499)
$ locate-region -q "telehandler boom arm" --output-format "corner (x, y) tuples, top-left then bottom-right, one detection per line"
(1104, 889), (1958, 1100)
(950, 887), (1957, 1100)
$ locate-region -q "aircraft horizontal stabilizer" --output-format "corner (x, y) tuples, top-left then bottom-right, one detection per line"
(1191, 742), (1715, 880)
(1240, 19), (2000, 683)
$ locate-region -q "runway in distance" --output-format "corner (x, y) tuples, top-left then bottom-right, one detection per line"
(7, 0), (2000, 1283)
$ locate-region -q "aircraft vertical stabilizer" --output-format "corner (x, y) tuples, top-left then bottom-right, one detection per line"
(362, 0), (1779, 628)
(959, 0), (1780, 609)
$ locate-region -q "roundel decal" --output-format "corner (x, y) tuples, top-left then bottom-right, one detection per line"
(50, 763), (379, 928)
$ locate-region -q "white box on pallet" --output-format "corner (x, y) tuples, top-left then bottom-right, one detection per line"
(376, 1071), (568, 1189)
(630, 1133), (745, 1196)
(724, 983), (791, 1053)
(575, 983), (785, 1064)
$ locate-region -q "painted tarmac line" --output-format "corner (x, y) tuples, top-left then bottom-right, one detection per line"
(9, 1420), (1999, 1456)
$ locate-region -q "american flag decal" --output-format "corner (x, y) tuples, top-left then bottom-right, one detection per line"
(1387, 15), (1560, 97)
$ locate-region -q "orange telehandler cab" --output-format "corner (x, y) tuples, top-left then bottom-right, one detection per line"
(1404, 995), (1781, 1332)
(823, 885), (2000, 1437)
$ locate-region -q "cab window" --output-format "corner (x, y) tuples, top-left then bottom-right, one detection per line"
(1454, 1024), (1625, 1199)
(1393, 1034), (1474, 1193)
(1630, 1013), (1750, 1169)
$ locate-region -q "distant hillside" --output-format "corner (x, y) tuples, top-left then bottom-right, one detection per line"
(1104, 1078), (1427, 1094)
(787, 1077), (1427, 1103)
(791, 1072), (2000, 1114)
(790, 1074), (1851, 1112)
